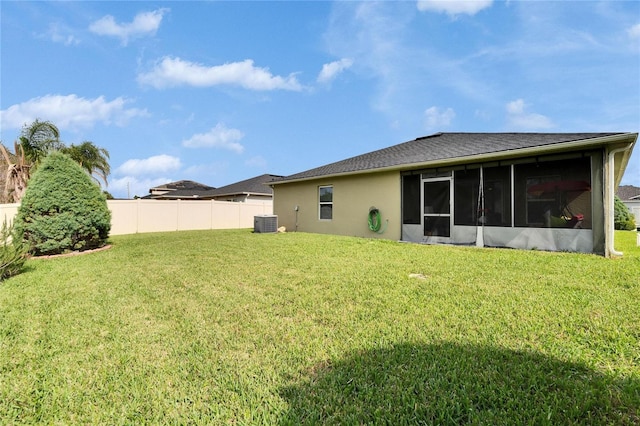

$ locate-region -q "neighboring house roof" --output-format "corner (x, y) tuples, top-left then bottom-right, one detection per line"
(617, 185), (640, 200)
(273, 132), (636, 184)
(150, 180), (215, 193)
(145, 189), (219, 199)
(208, 174), (283, 197)
(144, 179), (216, 199)
(143, 175), (282, 200)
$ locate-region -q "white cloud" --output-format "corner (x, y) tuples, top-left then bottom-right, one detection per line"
(424, 106), (455, 129)
(116, 154), (182, 176)
(44, 22), (80, 46)
(89, 8), (168, 46)
(417, 0), (493, 16)
(323, 2), (493, 123)
(506, 99), (525, 115)
(109, 176), (174, 199)
(0, 94), (148, 131)
(628, 23), (640, 39)
(182, 123), (245, 153)
(506, 99), (554, 130)
(137, 57), (303, 91)
(317, 58), (354, 83)
(323, 3), (419, 114)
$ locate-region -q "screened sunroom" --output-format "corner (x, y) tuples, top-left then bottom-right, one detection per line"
(401, 152), (602, 253)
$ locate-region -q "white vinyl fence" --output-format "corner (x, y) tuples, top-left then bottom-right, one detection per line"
(0, 199), (273, 236)
(0, 204), (19, 229)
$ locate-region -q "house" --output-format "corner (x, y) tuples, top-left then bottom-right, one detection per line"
(143, 180), (216, 199)
(207, 174), (282, 202)
(143, 175), (281, 202)
(271, 132), (637, 256)
(617, 184), (640, 228)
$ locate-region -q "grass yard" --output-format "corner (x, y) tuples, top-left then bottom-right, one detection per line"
(1, 229), (639, 424)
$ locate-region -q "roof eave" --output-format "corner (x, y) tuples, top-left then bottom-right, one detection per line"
(271, 133), (638, 185)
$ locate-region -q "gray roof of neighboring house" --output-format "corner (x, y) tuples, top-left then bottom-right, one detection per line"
(617, 185), (640, 200)
(143, 174), (283, 199)
(273, 132), (635, 184)
(146, 189), (218, 199)
(142, 180), (216, 199)
(208, 174), (283, 197)
(151, 180), (215, 192)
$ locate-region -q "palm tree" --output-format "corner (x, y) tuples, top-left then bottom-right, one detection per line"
(1, 120), (111, 201)
(0, 120), (61, 203)
(61, 141), (111, 187)
(18, 119), (62, 168)
(0, 142), (31, 203)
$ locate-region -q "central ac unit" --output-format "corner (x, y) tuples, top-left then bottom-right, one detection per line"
(254, 215), (278, 233)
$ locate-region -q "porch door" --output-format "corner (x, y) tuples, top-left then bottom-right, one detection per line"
(422, 178), (451, 241)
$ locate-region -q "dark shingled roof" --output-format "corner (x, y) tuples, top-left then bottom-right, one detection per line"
(151, 180), (215, 192)
(143, 175), (283, 199)
(148, 189), (219, 199)
(142, 180), (216, 199)
(208, 174), (283, 197)
(617, 185), (640, 200)
(274, 132), (627, 183)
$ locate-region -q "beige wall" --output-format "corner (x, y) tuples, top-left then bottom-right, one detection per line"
(0, 199), (273, 236)
(273, 171), (401, 240)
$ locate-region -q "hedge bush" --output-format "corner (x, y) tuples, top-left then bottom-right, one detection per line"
(14, 152), (111, 256)
(614, 196), (636, 231)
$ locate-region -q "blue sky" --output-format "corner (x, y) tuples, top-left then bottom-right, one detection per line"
(1, 1), (639, 198)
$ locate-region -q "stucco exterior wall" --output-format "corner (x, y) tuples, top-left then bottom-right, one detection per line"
(273, 171), (401, 240)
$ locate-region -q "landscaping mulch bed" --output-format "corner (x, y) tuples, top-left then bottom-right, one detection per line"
(30, 244), (112, 259)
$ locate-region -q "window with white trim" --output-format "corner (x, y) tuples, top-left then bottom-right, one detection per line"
(319, 185), (333, 220)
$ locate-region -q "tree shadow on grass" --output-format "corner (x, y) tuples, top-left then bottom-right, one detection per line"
(280, 342), (639, 425)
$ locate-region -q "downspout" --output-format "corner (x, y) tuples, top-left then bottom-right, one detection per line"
(605, 144), (632, 257)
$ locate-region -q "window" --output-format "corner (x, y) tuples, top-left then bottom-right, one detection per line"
(319, 185), (333, 220)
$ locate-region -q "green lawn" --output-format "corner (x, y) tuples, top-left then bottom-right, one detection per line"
(1, 229), (639, 424)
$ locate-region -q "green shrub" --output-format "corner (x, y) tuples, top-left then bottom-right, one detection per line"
(14, 152), (111, 256)
(0, 220), (28, 280)
(614, 196), (636, 231)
